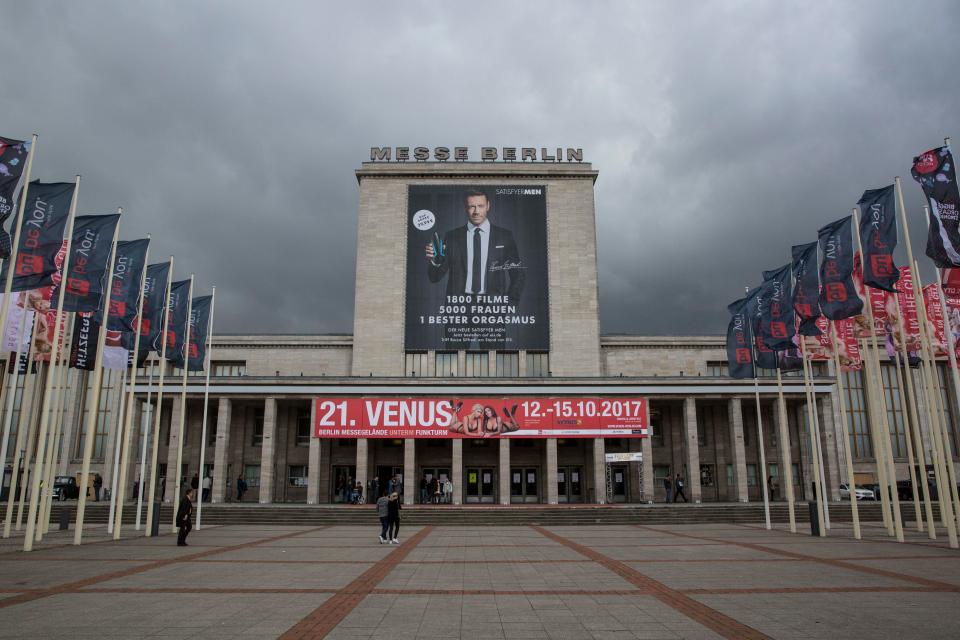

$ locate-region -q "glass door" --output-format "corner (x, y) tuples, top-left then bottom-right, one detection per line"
(557, 466), (583, 503)
(510, 467), (539, 503)
(466, 467), (495, 503)
(331, 465), (356, 503)
(611, 465), (628, 503)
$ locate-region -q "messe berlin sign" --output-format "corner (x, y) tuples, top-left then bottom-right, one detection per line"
(313, 397), (648, 439)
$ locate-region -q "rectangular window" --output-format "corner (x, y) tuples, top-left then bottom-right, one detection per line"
(706, 361), (728, 377)
(792, 463), (801, 485)
(525, 352), (549, 377)
(435, 352), (458, 377)
(880, 362), (908, 458)
(212, 361), (246, 377)
(726, 464), (734, 488)
(288, 465), (308, 487)
(746, 463), (758, 487)
(251, 408), (264, 447)
(76, 369), (115, 461)
(495, 352), (519, 377)
(700, 464), (715, 487)
(654, 465), (670, 486)
(464, 352), (489, 377)
(843, 370), (871, 459)
(405, 352), (428, 377)
(296, 409), (311, 446)
(244, 464), (261, 488)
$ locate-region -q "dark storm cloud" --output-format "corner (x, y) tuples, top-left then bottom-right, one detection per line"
(2, 2), (958, 335)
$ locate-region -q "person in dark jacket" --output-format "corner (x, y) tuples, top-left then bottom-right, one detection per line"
(387, 492), (402, 544)
(176, 488), (195, 546)
(236, 474), (247, 501)
(93, 474), (103, 501)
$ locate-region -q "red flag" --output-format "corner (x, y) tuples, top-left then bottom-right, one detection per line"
(922, 284), (949, 358)
(835, 317), (863, 372)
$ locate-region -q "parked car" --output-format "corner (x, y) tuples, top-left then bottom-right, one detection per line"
(839, 483), (876, 501)
(52, 476), (79, 501)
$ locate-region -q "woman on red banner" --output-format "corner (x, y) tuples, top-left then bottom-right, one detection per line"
(481, 405), (521, 436)
(448, 403), (484, 436)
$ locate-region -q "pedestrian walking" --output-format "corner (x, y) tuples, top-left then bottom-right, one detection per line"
(443, 478), (453, 504)
(202, 474), (212, 502)
(674, 474), (687, 503)
(176, 488), (195, 546)
(236, 474), (247, 501)
(190, 472), (200, 493)
(94, 474), (103, 501)
(420, 477), (428, 504)
(662, 475), (672, 504)
(387, 491), (401, 543)
(376, 491), (390, 543)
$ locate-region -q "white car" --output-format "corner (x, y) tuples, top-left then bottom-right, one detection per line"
(839, 483), (875, 501)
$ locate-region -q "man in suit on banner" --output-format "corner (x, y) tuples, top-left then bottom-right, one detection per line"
(425, 189), (525, 304)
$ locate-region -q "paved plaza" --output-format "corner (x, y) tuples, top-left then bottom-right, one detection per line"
(0, 520), (959, 639)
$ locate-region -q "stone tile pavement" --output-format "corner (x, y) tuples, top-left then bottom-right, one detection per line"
(0, 519), (958, 638)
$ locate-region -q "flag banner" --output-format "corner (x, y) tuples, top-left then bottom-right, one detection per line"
(69, 312), (98, 371)
(748, 284), (779, 369)
(171, 295), (212, 371)
(0, 137), (31, 258)
(100, 238), (149, 333)
(156, 279), (190, 361)
(0, 294), (32, 352)
(102, 329), (129, 371)
(835, 317), (863, 371)
(759, 263), (796, 350)
(922, 284), (950, 359)
(912, 146), (960, 267)
(801, 315), (833, 361)
(887, 266), (922, 364)
(777, 345), (804, 372)
(856, 185), (899, 291)
(313, 396), (649, 439)
(818, 216), (864, 319)
(791, 242), (821, 336)
(23, 286), (66, 363)
(726, 290), (757, 379)
(0, 182), (74, 291)
(941, 267), (960, 305)
(52, 214), (120, 313)
(127, 262), (171, 357)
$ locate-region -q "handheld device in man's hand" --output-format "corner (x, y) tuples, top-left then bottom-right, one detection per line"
(430, 232), (445, 265)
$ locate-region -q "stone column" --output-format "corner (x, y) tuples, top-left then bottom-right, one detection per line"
(355, 439), (368, 494)
(403, 439), (415, 505)
(258, 397), (276, 504)
(729, 398), (749, 502)
(819, 396), (841, 501)
(164, 396), (181, 502)
(211, 398), (232, 503)
(683, 397), (702, 503)
(452, 438), (463, 504)
(641, 430), (654, 503)
(593, 438), (606, 504)
(499, 438), (510, 505)
(546, 438), (558, 504)
(307, 401), (321, 504)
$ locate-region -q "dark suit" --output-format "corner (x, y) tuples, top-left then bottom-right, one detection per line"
(427, 223), (525, 303)
(176, 496), (193, 545)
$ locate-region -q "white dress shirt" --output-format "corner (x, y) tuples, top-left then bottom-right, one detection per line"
(465, 219), (490, 294)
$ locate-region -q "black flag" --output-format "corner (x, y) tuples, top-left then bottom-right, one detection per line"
(0, 181), (74, 291)
(818, 216), (863, 320)
(0, 136), (31, 258)
(912, 146), (960, 267)
(172, 295), (212, 371)
(157, 279), (190, 360)
(747, 285), (778, 370)
(791, 242), (821, 336)
(726, 290), (757, 379)
(856, 185), (899, 292)
(759, 263), (796, 351)
(99, 238), (149, 333)
(69, 312), (98, 371)
(126, 261), (170, 358)
(53, 214), (121, 313)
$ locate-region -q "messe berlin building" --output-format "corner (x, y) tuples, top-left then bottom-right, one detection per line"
(18, 156), (958, 507)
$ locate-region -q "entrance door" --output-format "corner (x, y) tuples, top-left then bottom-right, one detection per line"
(331, 465), (356, 503)
(557, 466), (584, 503)
(610, 465), (628, 503)
(510, 467), (539, 503)
(375, 465), (403, 500)
(466, 467), (495, 503)
(420, 467), (451, 503)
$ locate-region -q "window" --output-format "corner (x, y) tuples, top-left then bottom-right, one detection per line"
(213, 361), (246, 377)
(465, 352), (489, 377)
(792, 463), (801, 485)
(244, 464), (261, 488)
(768, 463), (780, 487)
(526, 352), (549, 377)
(650, 411), (664, 447)
(700, 464), (715, 487)
(76, 369), (116, 461)
(496, 352), (519, 377)
(746, 463), (758, 487)
(654, 465), (671, 487)
(706, 362), (728, 377)
(251, 408), (264, 447)
(136, 360), (163, 379)
(726, 464), (734, 488)
(288, 465), (308, 487)
(405, 352), (428, 377)
(843, 370), (871, 458)
(296, 409), (311, 447)
(880, 362), (908, 458)
(435, 352), (458, 377)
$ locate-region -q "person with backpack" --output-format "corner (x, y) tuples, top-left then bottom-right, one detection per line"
(376, 490), (390, 543)
(674, 473), (687, 503)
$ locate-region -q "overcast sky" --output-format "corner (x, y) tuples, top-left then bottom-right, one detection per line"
(3, 2), (959, 336)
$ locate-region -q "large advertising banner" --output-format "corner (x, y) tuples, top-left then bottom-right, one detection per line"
(405, 185), (549, 350)
(313, 397), (648, 439)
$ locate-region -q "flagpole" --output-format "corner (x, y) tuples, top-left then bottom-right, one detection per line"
(2, 314), (41, 537)
(36, 312), (73, 541)
(106, 367), (127, 535)
(171, 275), (193, 534)
(196, 286), (216, 530)
(15, 358), (43, 532)
(807, 356), (832, 529)
(71, 218), (122, 546)
(829, 324), (862, 539)
(0, 296), (31, 497)
(746, 286), (771, 530)
(934, 272), (960, 531)
(775, 366), (796, 532)
(891, 330), (924, 533)
(913, 259), (959, 546)
(798, 337), (826, 535)
(145, 257), (175, 537)
(135, 361), (154, 531)
(42, 349), (73, 536)
(22, 175), (82, 551)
